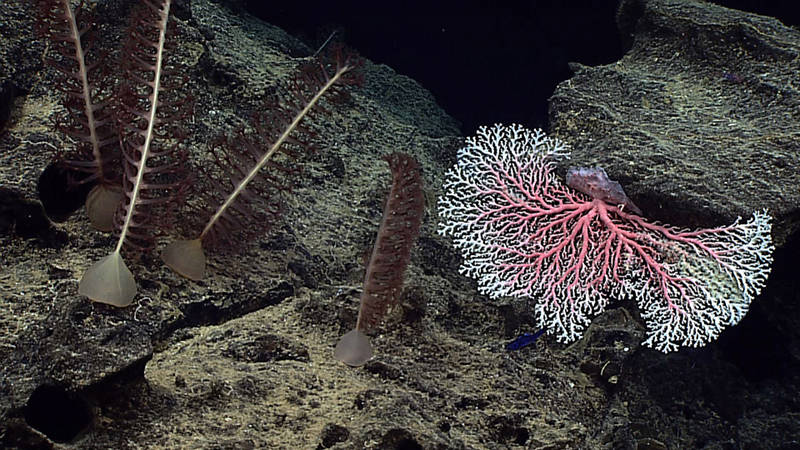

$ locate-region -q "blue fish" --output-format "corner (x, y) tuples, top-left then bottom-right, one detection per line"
(506, 329), (545, 351)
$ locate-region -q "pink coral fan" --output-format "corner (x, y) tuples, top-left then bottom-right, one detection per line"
(438, 124), (774, 352)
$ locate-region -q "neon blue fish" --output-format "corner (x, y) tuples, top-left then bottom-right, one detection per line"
(506, 329), (545, 351)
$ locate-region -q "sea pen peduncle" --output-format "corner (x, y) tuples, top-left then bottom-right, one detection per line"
(161, 57), (357, 281)
(79, 0), (177, 307)
(35, 0), (122, 230)
(335, 153), (425, 367)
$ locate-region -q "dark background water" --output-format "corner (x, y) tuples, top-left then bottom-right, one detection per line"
(249, 0), (799, 134)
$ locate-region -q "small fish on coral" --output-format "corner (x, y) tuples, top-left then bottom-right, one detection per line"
(566, 166), (642, 215)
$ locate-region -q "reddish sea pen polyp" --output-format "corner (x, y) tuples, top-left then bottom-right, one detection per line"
(335, 153), (425, 367)
(78, 0), (187, 306)
(161, 51), (360, 280)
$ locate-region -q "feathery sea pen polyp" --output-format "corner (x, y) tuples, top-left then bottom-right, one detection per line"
(79, 0), (185, 307)
(161, 52), (359, 280)
(334, 153), (425, 367)
(34, 0), (122, 231)
(437, 124), (774, 352)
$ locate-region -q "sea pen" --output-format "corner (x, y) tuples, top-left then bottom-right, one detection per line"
(79, 0), (187, 306)
(334, 153), (424, 367)
(161, 51), (359, 280)
(34, 0), (121, 230)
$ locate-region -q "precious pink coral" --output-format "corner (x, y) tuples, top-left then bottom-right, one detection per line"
(438, 124), (773, 352)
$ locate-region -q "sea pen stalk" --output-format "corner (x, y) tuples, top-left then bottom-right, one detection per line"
(35, 0), (122, 230)
(161, 56), (357, 280)
(79, 0), (179, 306)
(335, 153), (424, 366)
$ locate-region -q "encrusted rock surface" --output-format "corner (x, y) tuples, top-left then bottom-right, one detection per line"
(0, 0), (797, 448)
(550, 0), (800, 246)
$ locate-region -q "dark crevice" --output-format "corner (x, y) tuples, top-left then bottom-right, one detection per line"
(155, 280), (295, 343)
(37, 162), (93, 223)
(24, 385), (92, 443)
(0, 187), (67, 246)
